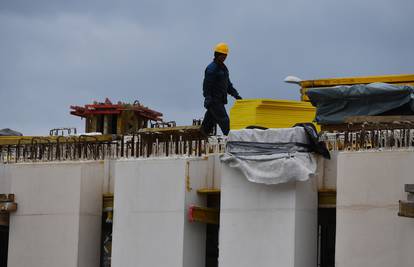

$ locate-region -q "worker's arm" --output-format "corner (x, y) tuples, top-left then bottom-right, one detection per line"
(227, 80), (242, 99)
(203, 68), (215, 108)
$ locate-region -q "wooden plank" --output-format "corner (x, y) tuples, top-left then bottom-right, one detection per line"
(197, 188), (221, 195)
(0, 194), (14, 202)
(138, 125), (201, 134)
(0, 202), (17, 212)
(321, 122), (414, 132)
(318, 190), (336, 208)
(399, 201), (414, 218)
(345, 115), (414, 124)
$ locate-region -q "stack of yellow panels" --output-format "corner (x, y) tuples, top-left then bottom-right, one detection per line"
(230, 99), (318, 130)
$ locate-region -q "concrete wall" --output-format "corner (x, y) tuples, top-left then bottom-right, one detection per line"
(111, 156), (219, 267)
(5, 161), (105, 267)
(0, 162), (11, 193)
(219, 164), (318, 267)
(317, 151), (338, 190)
(336, 151), (414, 267)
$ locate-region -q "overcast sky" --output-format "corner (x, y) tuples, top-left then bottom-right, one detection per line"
(1, 0), (413, 135)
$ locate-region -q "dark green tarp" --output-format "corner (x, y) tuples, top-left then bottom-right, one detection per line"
(306, 83), (414, 124)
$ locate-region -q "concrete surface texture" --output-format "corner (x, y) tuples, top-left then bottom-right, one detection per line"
(111, 156), (219, 267)
(219, 163), (318, 267)
(6, 161), (105, 267)
(318, 151), (338, 190)
(336, 150), (414, 267)
(0, 162), (12, 193)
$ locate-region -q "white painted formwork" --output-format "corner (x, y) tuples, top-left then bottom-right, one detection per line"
(5, 161), (106, 267)
(219, 163), (318, 267)
(336, 151), (414, 267)
(111, 156), (220, 267)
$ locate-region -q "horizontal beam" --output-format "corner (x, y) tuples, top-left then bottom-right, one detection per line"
(0, 202), (17, 212)
(399, 201), (414, 218)
(0, 194), (15, 202)
(318, 190), (336, 208)
(188, 205), (219, 225)
(345, 115), (414, 124)
(138, 125), (202, 134)
(321, 122), (414, 132)
(197, 188), (221, 195)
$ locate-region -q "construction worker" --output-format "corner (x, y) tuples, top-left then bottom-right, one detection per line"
(201, 42), (242, 136)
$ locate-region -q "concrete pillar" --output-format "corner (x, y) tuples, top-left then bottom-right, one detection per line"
(336, 151), (414, 267)
(111, 157), (215, 267)
(6, 161), (105, 267)
(219, 163), (318, 267)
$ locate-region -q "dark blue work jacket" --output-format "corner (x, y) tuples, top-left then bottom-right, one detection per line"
(203, 61), (240, 105)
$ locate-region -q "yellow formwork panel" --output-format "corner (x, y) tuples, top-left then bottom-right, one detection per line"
(230, 99), (318, 130)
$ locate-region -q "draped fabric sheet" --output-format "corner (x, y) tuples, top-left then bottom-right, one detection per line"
(221, 128), (317, 185)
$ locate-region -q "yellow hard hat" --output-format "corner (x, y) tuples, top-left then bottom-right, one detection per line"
(214, 43), (229, 54)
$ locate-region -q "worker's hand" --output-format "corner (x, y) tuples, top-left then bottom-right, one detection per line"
(235, 95), (242, 100)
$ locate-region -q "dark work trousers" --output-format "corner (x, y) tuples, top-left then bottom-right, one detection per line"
(201, 104), (230, 135)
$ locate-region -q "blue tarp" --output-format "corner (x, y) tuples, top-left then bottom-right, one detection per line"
(306, 83), (414, 124)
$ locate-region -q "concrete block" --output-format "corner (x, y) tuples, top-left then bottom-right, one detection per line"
(7, 161), (105, 267)
(8, 214), (79, 267)
(7, 163), (82, 215)
(103, 159), (116, 193)
(336, 150), (414, 267)
(78, 215), (105, 267)
(0, 163), (12, 193)
(318, 151), (338, 190)
(112, 157), (210, 267)
(219, 164), (318, 267)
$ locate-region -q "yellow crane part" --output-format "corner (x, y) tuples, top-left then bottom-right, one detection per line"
(230, 99), (318, 130)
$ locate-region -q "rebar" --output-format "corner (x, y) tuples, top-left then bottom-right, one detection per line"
(0, 132), (225, 164)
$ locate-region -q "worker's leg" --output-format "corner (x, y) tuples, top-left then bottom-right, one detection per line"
(201, 109), (216, 135)
(208, 104), (230, 135)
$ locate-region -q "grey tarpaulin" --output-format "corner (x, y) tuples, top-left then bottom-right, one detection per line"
(306, 82), (414, 124)
(0, 128), (23, 136)
(221, 128), (317, 185)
